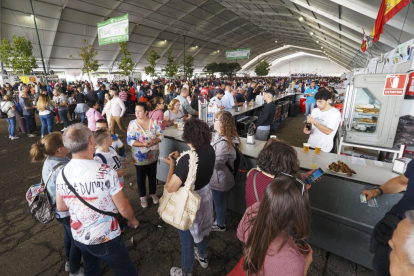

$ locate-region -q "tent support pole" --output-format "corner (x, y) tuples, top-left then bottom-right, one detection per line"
(29, 0), (48, 83)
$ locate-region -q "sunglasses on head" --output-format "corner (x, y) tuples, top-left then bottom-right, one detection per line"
(278, 172), (306, 196)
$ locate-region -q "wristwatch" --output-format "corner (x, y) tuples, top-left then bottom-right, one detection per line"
(374, 187), (384, 196)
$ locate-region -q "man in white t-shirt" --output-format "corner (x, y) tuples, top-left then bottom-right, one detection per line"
(55, 123), (138, 275)
(209, 89), (225, 110)
(303, 89), (341, 153)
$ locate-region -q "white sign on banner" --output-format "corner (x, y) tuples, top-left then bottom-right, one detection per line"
(225, 48), (250, 60)
(97, 14), (129, 46)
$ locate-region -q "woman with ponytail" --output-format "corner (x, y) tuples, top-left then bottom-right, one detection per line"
(30, 133), (83, 276)
(148, 96), (166, 130)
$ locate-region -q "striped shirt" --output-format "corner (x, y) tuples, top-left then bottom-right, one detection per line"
(119, 91), (128, 102)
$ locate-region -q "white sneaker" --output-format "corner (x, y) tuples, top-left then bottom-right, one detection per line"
(8, 135), (11, 138)
(140, 197), (148, 208)
(11, 136), (20, 140)
(211, 220), (226, 231)
(69, 267), (84, 276)
(150, 194), (159, 204)
(28, 134), (36, 137)
(194, 247), (208, 268)
(170, 267), (191, 276)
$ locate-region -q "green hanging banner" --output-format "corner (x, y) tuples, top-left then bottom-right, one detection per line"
(226, 48), (250, 60)
(97, 14), (129, 46)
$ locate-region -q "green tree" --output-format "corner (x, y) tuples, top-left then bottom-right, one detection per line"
(227, 62), (241, 77)
(117, 41), (134, 77)
(144, 50), (160, 79)
(217, 62), (229, 77)
(181, 55), (194, 79)
(255, 60), (270, 76)
(204, 62), (219, 77)
(162, 49), (178, 78)
(69, 40), (102, 84)
(0, 35), (38, 75)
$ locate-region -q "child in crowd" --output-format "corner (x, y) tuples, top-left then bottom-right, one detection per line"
(93, 129), (125, 184)
(95, 119), (126, 158)
(86, 100), (104, 132)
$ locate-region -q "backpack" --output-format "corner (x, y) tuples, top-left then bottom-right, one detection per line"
(0, 102), (11, 118)
(15, 99), (23, 116)
(26, 163), (64, 224)
(94, 146), (116, 165)
(94, 153), (107, 164)
(225, 143), (249, 181)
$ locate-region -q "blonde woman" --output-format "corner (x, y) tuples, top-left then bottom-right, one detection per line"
(37, 94), (55, 138)
(163, 99), (188, 127)
(209, 111), (241, 232)
(102, 93), (112, 129)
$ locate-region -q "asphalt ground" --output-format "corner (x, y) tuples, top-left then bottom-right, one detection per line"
(0, 114), (373, 276)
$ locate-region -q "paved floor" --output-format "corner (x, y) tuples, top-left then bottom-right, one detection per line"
(0, 114), (373, 276)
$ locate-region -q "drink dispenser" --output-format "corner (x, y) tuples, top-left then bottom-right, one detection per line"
(198, 100), (208, 123)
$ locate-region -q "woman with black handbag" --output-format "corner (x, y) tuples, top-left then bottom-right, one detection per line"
(30, 133), (83, 276)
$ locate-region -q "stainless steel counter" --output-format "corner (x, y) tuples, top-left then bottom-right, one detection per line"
(161, 126), (398, 186)
(156, 97), (401, 270)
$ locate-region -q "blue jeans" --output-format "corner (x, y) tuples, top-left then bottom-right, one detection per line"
(177, 230), (208, 275)
(58, 110), (70, 128)
(123, 101), (129, 114)
(79, 112), (85, 123)
(211, 189), (227, 227)
(23, 114), (34, 134)
(6, 117), (16, 137)
(305, 102), (315, 119)
(74, 236), (137, 276)
(56, 217), (82, 274)
(39, 113), (54, 136)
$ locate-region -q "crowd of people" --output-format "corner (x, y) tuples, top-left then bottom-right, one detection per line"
(0, 76), (345, 143)
(2, 75), (412, 276)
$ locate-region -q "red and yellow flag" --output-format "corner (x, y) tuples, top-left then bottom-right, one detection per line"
(371, 0), (411, 42)
(361, 29), (367, 52)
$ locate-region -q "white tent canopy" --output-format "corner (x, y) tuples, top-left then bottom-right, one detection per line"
(1, 0), (413, 74)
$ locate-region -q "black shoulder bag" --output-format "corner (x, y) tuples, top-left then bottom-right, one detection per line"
(61, 168), (127, 232)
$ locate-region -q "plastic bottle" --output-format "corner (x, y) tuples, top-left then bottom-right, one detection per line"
(207, 103), (213, 123)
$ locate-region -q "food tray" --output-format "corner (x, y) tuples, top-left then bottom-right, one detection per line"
(326, 165), (347, 175)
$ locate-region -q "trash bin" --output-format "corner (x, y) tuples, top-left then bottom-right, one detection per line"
(300, 98), (306, 113)
(289, 103), (298, 117)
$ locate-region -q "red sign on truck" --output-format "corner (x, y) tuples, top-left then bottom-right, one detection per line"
(383, 74), (408, 96)
(405, 72), (414, 99)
